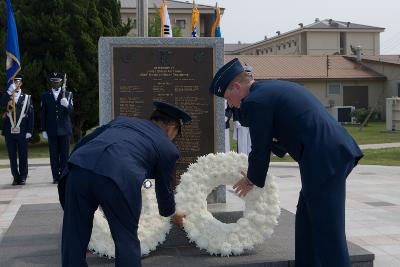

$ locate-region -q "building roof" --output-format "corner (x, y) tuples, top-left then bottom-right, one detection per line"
(120, 0), (220, 10)
(232, 19), (384, 54)
(305, 19), (384, 30)
(224, 43), (252, 53)
(346, 55), (400, 65)
(225, 55), (386, 81)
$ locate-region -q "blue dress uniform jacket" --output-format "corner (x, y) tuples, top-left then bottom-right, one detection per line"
(240, 80), (363, 193)
(0, 91), (34, 182)
(40, 89), (73, 136)
(0, 91), (34, 137)
(41, 89), (73, 182)
(59, 116), (179, 217)
(59, 116), (179, 266)
(240, 80), (363, 267)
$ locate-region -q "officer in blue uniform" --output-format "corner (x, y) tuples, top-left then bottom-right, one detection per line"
(40, 72), (73, 184)
(209, 58), (364, 267)
(58, 101), (191, 267)
(0, 75), (34, 185)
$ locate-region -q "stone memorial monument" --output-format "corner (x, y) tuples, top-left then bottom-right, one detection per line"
(99, 37), (226, 201)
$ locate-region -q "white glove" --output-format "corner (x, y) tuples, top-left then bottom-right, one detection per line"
(26, 133), (32, 139)
(42, 131), (48, 139)
(7, 83), (16, 95)
(60, 98), (69, 108)
(233, 121), (241, 128)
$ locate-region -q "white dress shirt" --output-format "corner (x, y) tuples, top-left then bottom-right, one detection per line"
(13, 89), (21, 103)
(52, 87), (61, 100)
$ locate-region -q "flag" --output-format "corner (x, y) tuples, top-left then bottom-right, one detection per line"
(160, 0), (172, 37)
(211, 3), (221, 37)
(191, 1), (200, 37)
(5, 0), (21, 85)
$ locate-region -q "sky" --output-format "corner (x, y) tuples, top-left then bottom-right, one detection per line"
(194, 0), (400, 54)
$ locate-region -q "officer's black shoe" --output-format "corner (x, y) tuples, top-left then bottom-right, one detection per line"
(53, 179), (58, 184)
(18, 180), (26, 185)
(12, 179), (18, 186)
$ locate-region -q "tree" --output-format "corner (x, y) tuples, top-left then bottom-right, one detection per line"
(1, 0), (131, 141)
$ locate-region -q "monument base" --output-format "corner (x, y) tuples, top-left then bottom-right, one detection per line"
(0, 204), (373, 267)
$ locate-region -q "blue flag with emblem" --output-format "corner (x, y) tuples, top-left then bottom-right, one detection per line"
(5, 0), (21, 86)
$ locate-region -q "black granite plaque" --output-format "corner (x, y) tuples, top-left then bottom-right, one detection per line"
(112, 46), (215, 181)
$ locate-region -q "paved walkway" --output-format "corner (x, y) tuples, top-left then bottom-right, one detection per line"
(359, 142), (400, 149)
(0, 161), (400, 266)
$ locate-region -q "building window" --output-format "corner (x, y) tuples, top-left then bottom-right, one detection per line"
(175, 19), (186, 29)
(133, 19), (137, 29)
(277, 45), (280, 50)
(328, 83), (341, 95)
(283, 44), (286, 49)
(294, 41), (297, 46)
(288, 42), (291, 48)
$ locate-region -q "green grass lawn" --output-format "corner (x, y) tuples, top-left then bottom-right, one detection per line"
(1, 122), (399, 166)
(0, 136), (49, 159)
(359, 148), (400, 166)
(0, 136), (74, 159)
(270, 148), (400, 166)
(343, 122), (400, 144)
(231, 122), (400, 166)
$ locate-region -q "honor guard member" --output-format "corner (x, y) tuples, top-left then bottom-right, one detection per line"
(58, 101), (191, 267)
(209, 58), (364, 267)
(40, 72), (73, 184)
(0, 75), (34, 185)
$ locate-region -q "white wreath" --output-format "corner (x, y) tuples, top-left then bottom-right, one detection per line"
(175, 152), (281, 256)
(88, 182), (171, 258)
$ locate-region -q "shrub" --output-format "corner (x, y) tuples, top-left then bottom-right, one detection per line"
(351, 108), (380, 124)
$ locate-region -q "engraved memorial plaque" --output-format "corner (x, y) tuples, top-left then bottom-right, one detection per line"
(112, 46), (215, 182)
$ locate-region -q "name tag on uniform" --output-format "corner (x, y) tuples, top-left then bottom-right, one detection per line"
(11, 126), (20, 134)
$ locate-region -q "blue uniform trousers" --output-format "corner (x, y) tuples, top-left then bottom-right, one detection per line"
(295, 161), (354, 267)
(48, 135), (70, 181)
(62, 165), (141, 267)
(5, 135), (28, 182)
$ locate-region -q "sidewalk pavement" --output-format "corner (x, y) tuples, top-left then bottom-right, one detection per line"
(0, 161), (400, 266)
(359, 142), (400, 149)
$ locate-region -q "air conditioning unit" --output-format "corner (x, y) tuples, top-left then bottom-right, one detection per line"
(330, 106), (355, 123)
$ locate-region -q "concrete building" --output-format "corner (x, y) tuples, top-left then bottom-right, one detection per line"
(346, 55), (400, 98)
(119, 0), (224, 37)
(226, 19), (384, 56)
(227, 55), (388, 117)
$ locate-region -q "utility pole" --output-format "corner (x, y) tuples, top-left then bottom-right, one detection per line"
(137, 0), (148, 37)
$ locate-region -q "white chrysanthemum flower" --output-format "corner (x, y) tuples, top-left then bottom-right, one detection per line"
(88, 183), (171, 258)
(175, 152), (280, 257)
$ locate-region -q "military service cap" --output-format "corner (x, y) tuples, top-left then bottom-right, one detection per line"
(209, 58), (244, 97)
(13, 75), (23, 81)
(49, 72), (63, 82)
(153, 101), (192, 126)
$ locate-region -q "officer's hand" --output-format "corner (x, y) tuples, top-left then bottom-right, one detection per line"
(42, 131), (48, 140)
(7, 83), (16, 95)
(60, 98), (69, 108)
(171, 211), (185, 228)
(26, 133), (32, 139)
(233, 171), (254, 197)
(233, 121), (241, 128)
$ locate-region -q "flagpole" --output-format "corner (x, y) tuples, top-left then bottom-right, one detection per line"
(137, 0), (148, 37)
